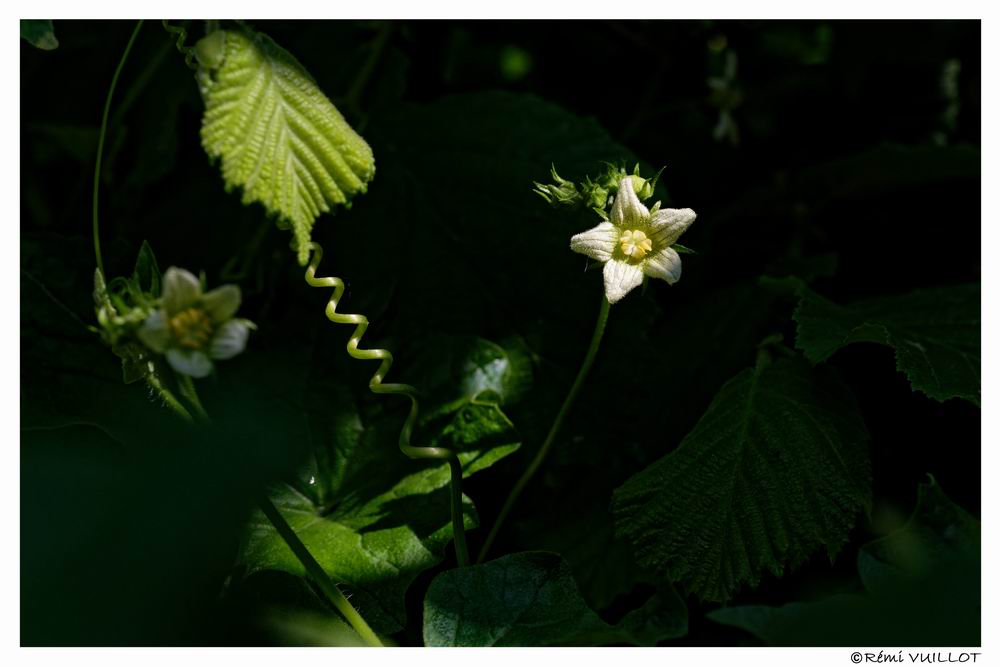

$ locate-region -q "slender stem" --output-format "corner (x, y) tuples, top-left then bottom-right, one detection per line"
(344, 22), (392, 131)
(477, 294), (611, 564)
(257, 496), (383, 647)
(449, 458), (470, 566)
(92, 20), (144, 277)
(176, 374), (210, 422)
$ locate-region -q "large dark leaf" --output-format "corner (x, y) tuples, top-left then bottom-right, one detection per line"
(422, 552), (687, 646)
(794, 284), (980, 405)
(613, 356), (871, 602)
(709, 477), (980, 646)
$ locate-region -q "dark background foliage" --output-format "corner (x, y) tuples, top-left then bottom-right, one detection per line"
(21, 19), (980, 646)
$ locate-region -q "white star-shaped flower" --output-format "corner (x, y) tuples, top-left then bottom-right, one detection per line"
(570, 176), (696, 304)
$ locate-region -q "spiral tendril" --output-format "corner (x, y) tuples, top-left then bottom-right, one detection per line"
(304, 242), (470, 565)
(161, 20), (198, 71)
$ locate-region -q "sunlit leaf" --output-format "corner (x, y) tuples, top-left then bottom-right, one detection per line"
(197, 27), (375, 264)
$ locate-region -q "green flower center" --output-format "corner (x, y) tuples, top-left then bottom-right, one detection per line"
(169, 307), (214, 350)
(620, 229), (653, 259)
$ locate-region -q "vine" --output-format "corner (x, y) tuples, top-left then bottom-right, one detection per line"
(304, 242), (470, 566)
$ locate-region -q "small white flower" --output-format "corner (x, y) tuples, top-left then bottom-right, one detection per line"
(570, 177), (696, 304)
(137, 267), (252, 378)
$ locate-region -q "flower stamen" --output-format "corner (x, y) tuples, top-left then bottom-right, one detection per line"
(620, 229), (653, 259)
(169, 307), (214, 349)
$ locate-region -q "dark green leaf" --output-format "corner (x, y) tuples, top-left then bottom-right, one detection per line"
(857, 475), (980, 596)
(794, 284), (980, 404)
(613, 356), (871, 602)
(709, 478), (980, 646)
(21, 19), (58, 50)
(422, 552), (687, 646)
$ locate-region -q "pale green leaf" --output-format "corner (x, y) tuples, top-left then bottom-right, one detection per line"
(613, 356), (871, 602)
(197, 27), (375, 264)
(793, 284), (980, 405)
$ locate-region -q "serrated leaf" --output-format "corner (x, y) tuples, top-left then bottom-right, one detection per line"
(613, 356), (871, 602)
(709, 478), (980, 646)
(794, 284), (980, 404)
(197, 27), (375, 265)
(422, 552), (687, 646)
(21, 19), (58, 50)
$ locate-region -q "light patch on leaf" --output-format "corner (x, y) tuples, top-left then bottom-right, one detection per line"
(197, 27), (375, 264)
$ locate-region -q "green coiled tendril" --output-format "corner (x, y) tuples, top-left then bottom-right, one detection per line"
(160, 20), (198, 70)
(304, 242), (470, 567)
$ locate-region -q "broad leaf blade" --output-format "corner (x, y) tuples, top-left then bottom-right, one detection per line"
(613, 356), (871, 602)
(422, 552), (687, 646)
(198, 27), (375, 264)
(709, 479), (980, 646)
(794, 284), (980, 404)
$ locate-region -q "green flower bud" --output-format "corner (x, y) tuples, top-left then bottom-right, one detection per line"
(194, 30), (227, 69)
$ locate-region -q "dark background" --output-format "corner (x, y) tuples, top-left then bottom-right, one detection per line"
(21, 20), (980, 646)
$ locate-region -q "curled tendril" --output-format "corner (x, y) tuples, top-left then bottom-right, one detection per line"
(161, 20), (198, 71)
(304, 242), (470, 565)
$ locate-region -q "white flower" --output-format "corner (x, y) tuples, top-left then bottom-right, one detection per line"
(570, 176), (696, 304)
(137, 267), (252, 378)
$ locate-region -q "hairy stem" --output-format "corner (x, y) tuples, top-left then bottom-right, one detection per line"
(304, 242), (469, 566)
(477, 293), (610, 564)
(93, 19), (144, 277)
(145, 369), (193, 422)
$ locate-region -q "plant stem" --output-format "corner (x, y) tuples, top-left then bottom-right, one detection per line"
(257, 496), (383, 647)
(176, 373), (210, 422)
(477, 293), (611, 564)
(93, 19), (144, 277)
(449, 458), (470, 566)
(344, 22), (392, 129)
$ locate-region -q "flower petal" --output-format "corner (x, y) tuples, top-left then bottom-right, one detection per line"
(202, 284), (241, 323)
(209, 320), (250, 360)
(649, 208), (697, 247)
(162, 267), (202, 315)
(603, 258), (645, 304)
(610, 176), (649, 228)
(166, 348), (213, 378)
(136, 310), (171, 353)
(643, 247), (682, 285)
(570, 222), (618, 262)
